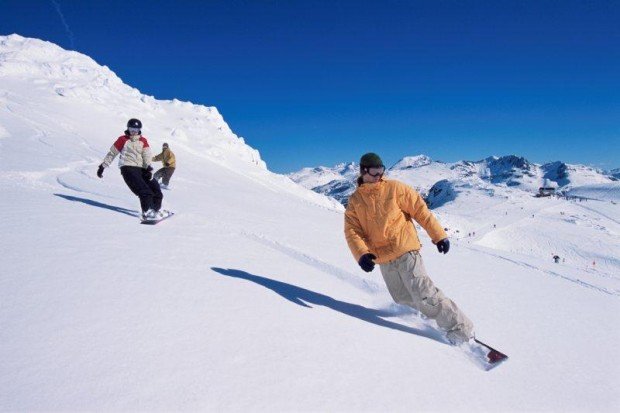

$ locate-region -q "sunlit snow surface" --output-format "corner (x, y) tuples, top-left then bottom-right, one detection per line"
(1, 35), (619, 411)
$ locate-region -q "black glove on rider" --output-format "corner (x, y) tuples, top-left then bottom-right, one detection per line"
(358, 253), (377, 272)
(436, 238), (450, 254)
(97, 164), (104, 178)
(143, 165), (153, 181)
(164, 162), (170, 167)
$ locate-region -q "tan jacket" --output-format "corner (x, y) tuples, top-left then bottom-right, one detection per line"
(153, 148), (176, 168)
(344, 179), (447, 264)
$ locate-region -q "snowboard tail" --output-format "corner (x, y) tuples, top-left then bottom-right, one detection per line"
(475, 339), (508, 365)
(461, 338), (509, 371)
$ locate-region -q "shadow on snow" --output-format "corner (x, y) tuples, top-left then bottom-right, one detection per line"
(211, 267), (448, 345)
(54, 193), (140, 217)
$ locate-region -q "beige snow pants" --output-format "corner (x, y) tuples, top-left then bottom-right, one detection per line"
(379, 251), (474, 344)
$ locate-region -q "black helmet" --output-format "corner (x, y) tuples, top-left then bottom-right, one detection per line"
(127, 118), (142, 129)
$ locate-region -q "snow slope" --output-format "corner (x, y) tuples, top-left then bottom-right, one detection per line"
(1, 35), (619, 411)
(565, 182), (620, 202)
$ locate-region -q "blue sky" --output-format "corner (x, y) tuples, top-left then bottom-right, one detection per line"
(2, 0), (619, 172)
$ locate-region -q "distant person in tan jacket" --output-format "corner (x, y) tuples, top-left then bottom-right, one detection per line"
(344, 152), (474, 345)
(152, 143), (176, 189)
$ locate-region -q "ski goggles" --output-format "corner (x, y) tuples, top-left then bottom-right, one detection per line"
(128, 127), (141, 135)
(362, 166), (385, 177)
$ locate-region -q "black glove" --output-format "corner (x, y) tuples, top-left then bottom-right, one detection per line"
(164, 162), (170, 167)
(143, 165), (153, 181)
(436, 238), (450, 254)
(358, 253), (377, 272)
(97, 164), (104, 178)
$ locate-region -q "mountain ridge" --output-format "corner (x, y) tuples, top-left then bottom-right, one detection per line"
(290, 154), (617, 205)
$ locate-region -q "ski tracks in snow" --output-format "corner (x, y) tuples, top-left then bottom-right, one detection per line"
(242, 231), (382, 294)
(240, 232), (448, 339)
(468, 245), (620, 297)
(574, 202), (620, 226)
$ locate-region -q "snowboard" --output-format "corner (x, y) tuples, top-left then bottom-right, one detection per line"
(140, 211), (174, 225)
(461, 338), (509, 371)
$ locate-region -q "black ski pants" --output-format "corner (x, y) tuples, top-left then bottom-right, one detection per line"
(120, 166), (163, 213)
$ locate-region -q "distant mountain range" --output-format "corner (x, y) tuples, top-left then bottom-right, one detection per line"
(289, 155), (618, 206)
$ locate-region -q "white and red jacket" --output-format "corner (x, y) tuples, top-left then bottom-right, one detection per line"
(101, 133), (153, 169)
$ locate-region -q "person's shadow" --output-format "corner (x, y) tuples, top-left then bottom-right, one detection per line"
(54, 193), (140, 217)
(211, 267), (448, 344)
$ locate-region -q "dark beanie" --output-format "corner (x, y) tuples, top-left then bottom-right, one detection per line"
(360, 152), (383, 167)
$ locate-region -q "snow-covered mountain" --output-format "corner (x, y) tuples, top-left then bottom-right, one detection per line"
(288, 162), (358, 189)
(0, 34), (340, 211)
(291, 154), (616, 205)
(1, 35), (619, 411)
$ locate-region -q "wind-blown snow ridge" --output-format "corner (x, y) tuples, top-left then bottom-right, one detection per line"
(0, 34), (264, 168)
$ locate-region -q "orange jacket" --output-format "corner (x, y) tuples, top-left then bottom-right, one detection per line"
(344, 179), (447, 264)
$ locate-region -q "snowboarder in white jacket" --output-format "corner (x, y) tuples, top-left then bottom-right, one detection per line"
(97, 118), (164, 220)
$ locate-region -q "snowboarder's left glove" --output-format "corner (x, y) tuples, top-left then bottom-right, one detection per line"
(97, 164), (104, 178)
(436, 238), (450, 254)
(143, 165), (153, 181)
(358, 253), (377, 272)
(164, 162), (170, 167)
